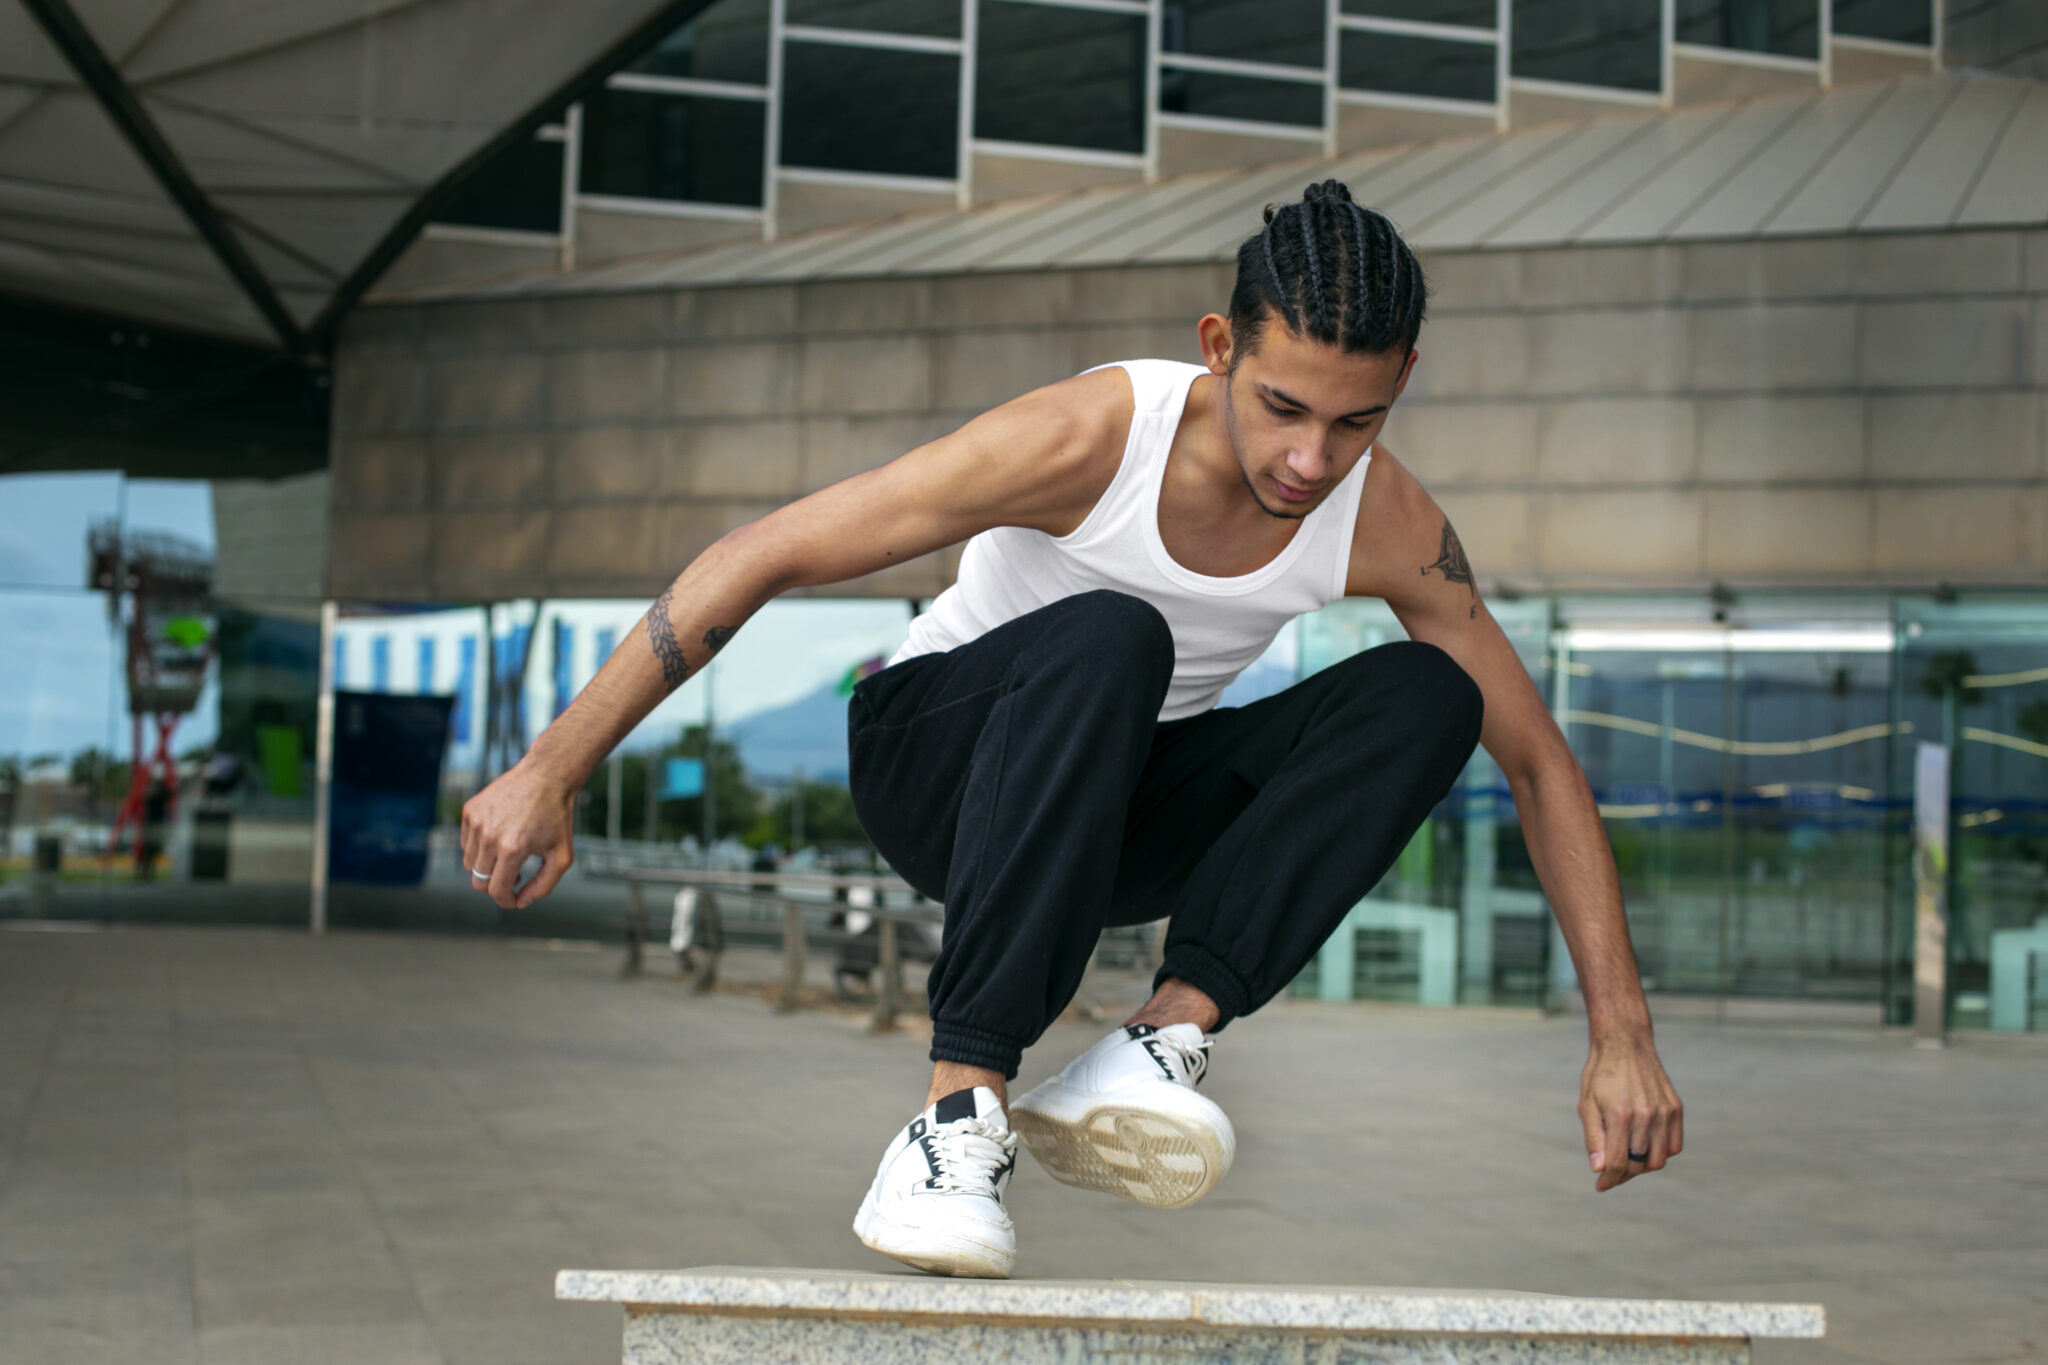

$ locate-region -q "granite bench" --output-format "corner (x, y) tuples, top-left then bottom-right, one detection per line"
(558, 1266), (1824, 1364)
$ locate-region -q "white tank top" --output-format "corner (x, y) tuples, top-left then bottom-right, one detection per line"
(888, 359), (1372, 722)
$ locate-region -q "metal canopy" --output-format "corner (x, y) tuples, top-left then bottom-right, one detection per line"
(0, 0), (714, 353)
(394, 69), (2048, 303)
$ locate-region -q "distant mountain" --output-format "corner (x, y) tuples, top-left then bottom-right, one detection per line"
(726, 683), (853, 782)
(727, 657), (1300, 782)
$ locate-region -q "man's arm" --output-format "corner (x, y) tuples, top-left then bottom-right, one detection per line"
(459, 367), (1130, 910)
(1346, 447), (1683, 1191)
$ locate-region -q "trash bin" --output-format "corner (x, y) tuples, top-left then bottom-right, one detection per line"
(192, 810), (231, 881)
(32, 833), (61, 875)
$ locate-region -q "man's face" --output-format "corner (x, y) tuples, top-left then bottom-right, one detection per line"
(1203, 313), (1415, 521)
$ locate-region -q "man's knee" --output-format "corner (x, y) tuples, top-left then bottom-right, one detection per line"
(1334, 639), (1484, 753)
(1048, 589), (1174, 680)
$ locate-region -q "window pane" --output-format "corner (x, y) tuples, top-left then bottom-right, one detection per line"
(580, 89), (767, 206)
(1163, 0), (1326, 70)
(787, 0), (962, 38)
(1343, 0), (1497, 28)
(1159, 67), (1325, 126)
(781, 41), (961, 178)
(1831, 0), (1930, 44)
(629, 0), (772, 83)
(1511, 0), (1662, 91)
(975, 1), (1145, 154)
(1676, 0), (1820, 59)
(439, 133), (564, 233)
(1340, 30), (1497, 101)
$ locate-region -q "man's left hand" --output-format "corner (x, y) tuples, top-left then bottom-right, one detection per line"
(1578, 1029), (1683, 1191)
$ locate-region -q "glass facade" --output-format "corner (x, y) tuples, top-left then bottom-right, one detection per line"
(1163, 0), (1327, 69)
(781, 40), (962, 178)
(975, 1), (1147, 154)
(1159, 68), (1326, 126)
(1676, 0), (1822, 59)
(437, 131), (565, 234)
(1340, 29), (1500, 102)
(629, 0), (773, 81)
(1, 471), (321, 925)
(4, 465), (2035, 1031)
(1832, 0), (1932, 45)
(1512, 0), (1663, 91)
(580, 87), (768, 205)
(429, 0), (1940, 238)
(787, 0), (963, 38)
(1344, 0), (1498, 27)
(1277, 593), (2047, 1033)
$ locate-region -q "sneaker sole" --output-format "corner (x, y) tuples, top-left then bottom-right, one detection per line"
(853, 1195), (1015, 1279)
(1010, 1083), (1234, 1211)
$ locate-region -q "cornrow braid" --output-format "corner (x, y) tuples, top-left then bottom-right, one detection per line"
(1228, 179), (1427, 368)
(1296, 198), (1323, 337)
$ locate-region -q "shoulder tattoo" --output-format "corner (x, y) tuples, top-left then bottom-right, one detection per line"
(1421, 518), (1479, 619)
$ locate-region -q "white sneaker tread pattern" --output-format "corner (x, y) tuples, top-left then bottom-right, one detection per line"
(1011, 1093), (1228, 1211)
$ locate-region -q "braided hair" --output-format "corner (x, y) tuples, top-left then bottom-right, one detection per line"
(1228, 179), (1427, 366)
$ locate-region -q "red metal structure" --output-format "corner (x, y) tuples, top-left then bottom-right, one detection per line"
(88, 521), (215, 874)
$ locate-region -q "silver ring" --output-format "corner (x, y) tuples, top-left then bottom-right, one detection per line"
(470, 867), (490, 880)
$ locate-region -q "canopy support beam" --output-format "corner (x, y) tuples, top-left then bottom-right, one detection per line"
(20, 0), (308, 355)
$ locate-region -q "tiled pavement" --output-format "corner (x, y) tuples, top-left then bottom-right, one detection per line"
(0, 925), (2042, 1365)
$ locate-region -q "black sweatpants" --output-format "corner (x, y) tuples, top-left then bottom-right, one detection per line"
(847, 589), (1484, 1079)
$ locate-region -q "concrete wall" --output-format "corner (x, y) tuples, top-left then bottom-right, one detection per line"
(329, 229), (2048, 602)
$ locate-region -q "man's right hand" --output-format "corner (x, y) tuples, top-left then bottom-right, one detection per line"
(461, 759), (578, 909)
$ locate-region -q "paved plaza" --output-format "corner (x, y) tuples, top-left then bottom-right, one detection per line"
(0, 924), (2041, 1365)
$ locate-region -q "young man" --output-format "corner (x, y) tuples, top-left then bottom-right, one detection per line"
(461, 180), (1683, 1279)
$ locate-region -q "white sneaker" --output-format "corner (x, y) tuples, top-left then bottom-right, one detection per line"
(853, 1086), (1019, 1278)
(1010, 1022), (1235, 1210)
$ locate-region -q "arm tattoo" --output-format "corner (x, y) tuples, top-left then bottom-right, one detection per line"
(643, 583), (690, 692)
(702, 625), (736, 653)
(1421, 518), (1479, 619)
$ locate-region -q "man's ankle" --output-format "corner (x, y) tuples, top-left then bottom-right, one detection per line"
(927, 1061), (1007, 1111)
(1123, 978), (1221, 1033)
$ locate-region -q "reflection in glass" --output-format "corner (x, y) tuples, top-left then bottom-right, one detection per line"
(975, 0), (1146, 154)
(781, 42), (962, 178)
(1564, 642), (1891, 1001)
(1343, 0), (1497, 27)
(1675, 0), (1821, 60)
(0, 473), (322, 923)
(1159, 68), (1325, 127)
(1511, 0), (1662, 91)
(439, 133), (565, 234)
(1293, 600), (1554, 1008)
(1340, 30), (1499, 101)
(580, 89), (768, 206)
(1163, 0), (1326, 69)
(1831, 0), (1930, 44)
(630, 0), (772, 83)
(1894, 603), (2048, 1031)
(787, 0), (963, 38)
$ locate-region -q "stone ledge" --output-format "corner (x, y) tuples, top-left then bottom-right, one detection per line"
(556, 1267), (1824, 1340)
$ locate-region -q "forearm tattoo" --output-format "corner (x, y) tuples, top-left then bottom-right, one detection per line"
(644, 584), (690, 691)
(643, 588), (739, 695)
(1422, 518), (1478, 619)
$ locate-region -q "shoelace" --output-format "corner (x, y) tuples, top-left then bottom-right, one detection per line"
(927, 1117), (1018, 1195)
(1151, 1030), (1213, 1087)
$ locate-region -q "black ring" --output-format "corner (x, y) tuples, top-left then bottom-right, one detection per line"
(1627, 1149), (1652, 1163)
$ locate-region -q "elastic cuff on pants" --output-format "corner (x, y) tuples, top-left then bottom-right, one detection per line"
(1155, 943), (1255, 1031)
(930, 1021), (1028, 1081)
